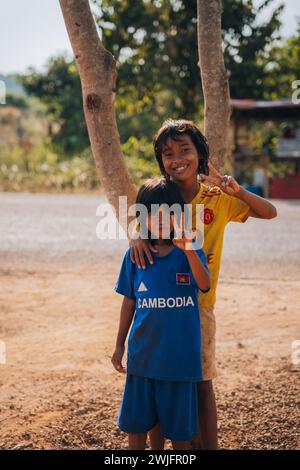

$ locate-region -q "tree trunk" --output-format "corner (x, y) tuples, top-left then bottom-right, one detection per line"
(59, 0), (137, 233)
(197, 0), (231, 172)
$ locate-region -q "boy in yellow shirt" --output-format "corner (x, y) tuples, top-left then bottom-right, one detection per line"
(129, 119), (277, 449)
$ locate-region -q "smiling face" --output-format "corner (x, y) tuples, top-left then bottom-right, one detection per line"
(161, 135), (200, 182)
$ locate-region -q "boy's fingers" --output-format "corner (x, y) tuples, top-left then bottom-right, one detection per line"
(175, 212), (184, 238)
(182, 234), (192, 242)
(130, 247), (135, 264)
(208, 161), (221, 177)
(134, 248), (143, 269)
(199, 173), (220, 186)
(138, 251), (146, 269)
(112, 356), (125, 373)
(221, 175), (231, 187)
(199, 173), (215, 183)
(133, 246), (141, 269)
(181, 211), (185, 227)
(144, 246), (154, 265)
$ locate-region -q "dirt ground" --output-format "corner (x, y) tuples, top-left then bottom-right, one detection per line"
(0, 194), (299, 450)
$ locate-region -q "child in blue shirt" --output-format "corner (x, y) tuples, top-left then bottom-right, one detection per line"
(112, 176), (210, 450)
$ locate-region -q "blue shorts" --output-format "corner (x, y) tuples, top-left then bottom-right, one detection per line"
(118, 374), (199, 441)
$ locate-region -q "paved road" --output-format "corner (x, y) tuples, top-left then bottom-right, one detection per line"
(0, 192), (299, 280)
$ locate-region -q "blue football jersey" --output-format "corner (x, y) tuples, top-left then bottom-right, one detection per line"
(114, 244), (208, 382)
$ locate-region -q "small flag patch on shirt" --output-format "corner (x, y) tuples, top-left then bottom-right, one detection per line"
(176, 273), (190, 285)
(138, 281), (148, 292)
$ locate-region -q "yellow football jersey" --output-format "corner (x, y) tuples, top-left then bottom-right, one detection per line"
(190, 183), (250, 309)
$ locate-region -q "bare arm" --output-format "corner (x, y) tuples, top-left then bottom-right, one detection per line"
(111, 296), (136, 373)
(185, 250), (211, 292)
(200, 161), (277, 219)
(172, 235), (210, 292)
(233, 186), (277, 219)
(129, 224), (158, 269)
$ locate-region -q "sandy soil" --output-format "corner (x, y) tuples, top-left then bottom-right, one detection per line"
(0, 193), (299, 450)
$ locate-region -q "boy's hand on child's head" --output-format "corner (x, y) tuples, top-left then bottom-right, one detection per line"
(199, 161), (241, 196)
(130, 238), (158, 269)
(111, 345), (126, 374)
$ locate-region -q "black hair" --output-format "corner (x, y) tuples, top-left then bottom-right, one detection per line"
(153, 118), (209, 178)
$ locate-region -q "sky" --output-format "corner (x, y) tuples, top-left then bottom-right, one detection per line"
(0, 0), (299, 75)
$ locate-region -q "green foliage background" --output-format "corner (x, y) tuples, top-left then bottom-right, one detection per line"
(1, 0), (299, 192)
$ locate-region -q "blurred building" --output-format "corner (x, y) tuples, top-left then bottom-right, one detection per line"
(230, 99), (300, 199)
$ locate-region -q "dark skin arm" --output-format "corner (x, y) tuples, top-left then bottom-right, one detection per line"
(231, 186), (277, 219)
(111, 296), (136, 373)
(172, 236), (210, 292)
(129, 226), (158, 269)
(200, 162), (277, 219)
(185, 250), (210, 292)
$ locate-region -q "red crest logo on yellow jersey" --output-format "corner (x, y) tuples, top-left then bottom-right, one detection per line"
(200, 208), (214, 225)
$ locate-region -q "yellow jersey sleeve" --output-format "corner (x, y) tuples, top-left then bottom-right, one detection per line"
(221, 191), (250, 223)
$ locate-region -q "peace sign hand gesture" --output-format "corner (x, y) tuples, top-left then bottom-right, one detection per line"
(172, 212), (195, 252)
(199, 162), (241, 196)
(172, 234), (194, 252)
